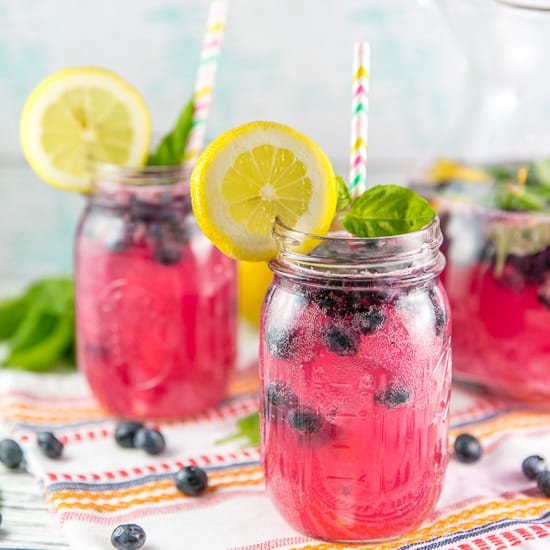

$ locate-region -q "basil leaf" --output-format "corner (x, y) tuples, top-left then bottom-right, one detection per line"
(147, 97), (195, 166)
(342, 184), (436, 238)
(485, 165), (515, 182)
(215, 412), (260, 447)
(0, 295), (28, 341)
(335, 176), (353, 210)
(495, 184), (546, 212)
(5, 311), (75, 372)
(0, 277), (76, 372)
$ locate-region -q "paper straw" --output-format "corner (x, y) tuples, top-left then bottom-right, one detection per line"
(183, 0), (228, 178)
(349, 41), (370, 198)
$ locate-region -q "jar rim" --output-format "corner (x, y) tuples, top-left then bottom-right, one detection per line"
(89, 162), (189, 200)
(270, 216), (445, 286)
(92, 162), (187, 188)
(272, 215), (441, 245)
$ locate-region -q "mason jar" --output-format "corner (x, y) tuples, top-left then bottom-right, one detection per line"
(75, 164), (237, 420)
(259, 218), (451, 542)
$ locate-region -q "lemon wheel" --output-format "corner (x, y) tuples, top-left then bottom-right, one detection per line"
(20, 67), (152, 193)
(190, 121), (337, 261)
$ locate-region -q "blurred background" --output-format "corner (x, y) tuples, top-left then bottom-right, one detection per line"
(1, 0), (467, 289)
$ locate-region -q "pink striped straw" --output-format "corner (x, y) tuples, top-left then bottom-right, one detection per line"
(183, 0), (229, 179)
(349, 41), (370, 198)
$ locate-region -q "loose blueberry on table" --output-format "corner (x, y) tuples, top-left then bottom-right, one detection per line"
(114, 421), (145, 449)
(522, 455), (547, 480)
(175, 465), (209, 496)
(111, 523), (146, 550)
(0, 438), (24, 469)
(37, 432), (64, 459)
(454, 433), (482, 464)
(537, 470), (550, 498)
(134, 428), (166, 456)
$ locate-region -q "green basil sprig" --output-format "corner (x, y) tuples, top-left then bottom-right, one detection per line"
(335, 179), (436, 238)
(215, 412), (260, 447)
(146, 97), (195, 166)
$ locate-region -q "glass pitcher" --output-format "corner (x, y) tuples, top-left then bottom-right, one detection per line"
(414, 0), (550, 404)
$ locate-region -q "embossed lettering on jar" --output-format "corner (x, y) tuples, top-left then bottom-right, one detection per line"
(260, 218), (451, 542)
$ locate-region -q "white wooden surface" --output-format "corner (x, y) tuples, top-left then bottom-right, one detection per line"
(0, 466), (69, 549)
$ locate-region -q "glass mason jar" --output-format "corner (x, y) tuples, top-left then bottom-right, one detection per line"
(75, 165), (237, 420)
(422, 0), (550, 403)
(259, 218), (451, 542)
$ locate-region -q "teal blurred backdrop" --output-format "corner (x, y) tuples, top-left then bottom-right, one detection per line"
(0, 0), (465, 290)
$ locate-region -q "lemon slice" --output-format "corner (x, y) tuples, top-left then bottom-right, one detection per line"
(191, 121), (337, 261)
(20, 67), (152, 193)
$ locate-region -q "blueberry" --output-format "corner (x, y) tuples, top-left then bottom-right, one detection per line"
(265, 382), (299, 409)
(508, 252), (546, 285)
(264, 325), (297, 360)
(454, 433), (482, 463)
(111, 523), (146, 550)
(161, 213), (190, 244)
(315, 288), (347, 317)
(434, 303), (447, 334)
(350, 290), (387, 312)
(429, 288), (447, 335)
(174, 465), (208, 496)
(129, 197), (156, 224)
(324, 325), (360, 356)
(374, 385), (410, 408)
(537, 470), (550, 498)
(522, 455), (547, 480)
(153, 243), (183, 265)
(37, 432), (63, 459)
(288, 408), (323, 433)
(0, 438), (23, 469)
(114, 421), (144, 449)
(134, 428), (166, 455)
(352, 305), (386, 335)
(149, 222), (184, 265)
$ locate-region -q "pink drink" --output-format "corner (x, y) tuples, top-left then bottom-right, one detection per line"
(260, 220), (451, 542)
(437, 201), (550, 403)
(75, 166), (237, 419)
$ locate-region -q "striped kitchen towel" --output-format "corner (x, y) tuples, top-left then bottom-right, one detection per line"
(1, 367), (550, 550)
